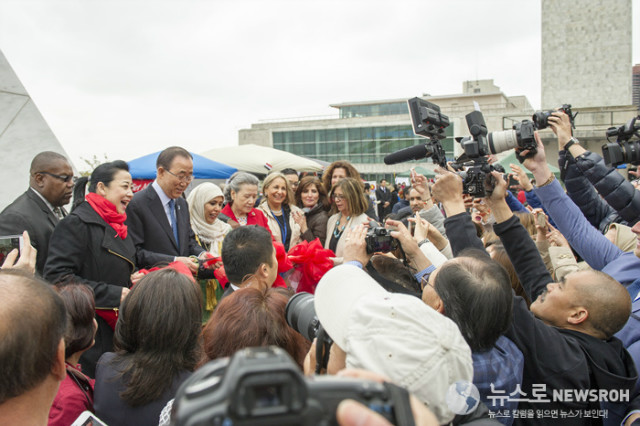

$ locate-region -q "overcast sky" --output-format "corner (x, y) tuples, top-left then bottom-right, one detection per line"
(1, 0), (638, 168)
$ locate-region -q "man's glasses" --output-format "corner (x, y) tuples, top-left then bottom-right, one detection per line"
(166, 169), (194, 183)
(420, 275), (436, 291)
(37, 171), (77, 183)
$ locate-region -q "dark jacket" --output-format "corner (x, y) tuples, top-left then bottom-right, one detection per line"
(94, 352), (191, 426)
(126, 185), (204, 269)
(572, 150), (640, 226)
(0, 188), (62, 275)
(559, 150), (625, 233)
(300, 204), (329, 243)
(44, 201), (135, 377)
(445, 213), (637, 426)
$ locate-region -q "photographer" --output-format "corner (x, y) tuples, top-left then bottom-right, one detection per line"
(340, 218), (521, 425)
(435, 162), (637, 425)
(552, 111), (640, 226)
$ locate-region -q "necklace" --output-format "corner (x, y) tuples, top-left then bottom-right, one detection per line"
(333, 215), (351, 239)
(237, 215), (248, 226)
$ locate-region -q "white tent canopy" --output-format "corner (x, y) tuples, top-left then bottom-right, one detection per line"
(0, 50), (74, 210)
(201, 144), (324, 175)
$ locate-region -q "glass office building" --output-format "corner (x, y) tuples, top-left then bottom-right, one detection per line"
(240, 80), (535, 183)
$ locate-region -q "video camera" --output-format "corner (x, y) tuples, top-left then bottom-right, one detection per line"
(170, 346), (416, 426)
(454, 110), (499, 198)
(384, 98), (449, 167)
(602, 115), (640, 167)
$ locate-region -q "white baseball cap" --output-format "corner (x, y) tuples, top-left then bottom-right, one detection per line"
(314, 264), (473, 424)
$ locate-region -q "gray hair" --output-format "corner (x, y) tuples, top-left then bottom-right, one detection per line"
(224, 172), (260, 204)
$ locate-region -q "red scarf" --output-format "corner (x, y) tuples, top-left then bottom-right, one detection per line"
(85, 192), (128, 239)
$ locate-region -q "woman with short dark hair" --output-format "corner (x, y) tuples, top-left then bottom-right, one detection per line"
(49, 284), (97, 426)
(44, 160), (136, 378)
(93, 269), (202, 426)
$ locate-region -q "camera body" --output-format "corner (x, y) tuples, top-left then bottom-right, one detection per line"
(454, 110), (498, 198)
(170, 346), (414, 426)
(486, 119), (538, 159)
(365, 227), (399, 254)
(602, 115), (640, 167)
(532, 104), (575, 130)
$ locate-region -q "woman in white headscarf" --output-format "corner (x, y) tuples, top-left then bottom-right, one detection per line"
(187, 182), (231, 321)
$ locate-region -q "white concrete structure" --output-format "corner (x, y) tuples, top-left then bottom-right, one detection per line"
(0, 50), (73, 210)
(541, 0), (633, 108)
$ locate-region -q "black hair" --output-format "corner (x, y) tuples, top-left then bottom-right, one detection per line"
(72, 160), (129, 211)
(113, 269), (202, 406)
(30, 151), (68, 174)
(433, 249), (513, 352)
(156, 146), (193, 170)
(280, 168), (298, 176)
(221, 226), (274, 284)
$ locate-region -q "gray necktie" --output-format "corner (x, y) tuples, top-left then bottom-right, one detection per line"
(53, 207), (64, 220)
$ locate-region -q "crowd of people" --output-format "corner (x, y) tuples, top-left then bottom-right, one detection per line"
(1, 109), (640, 426)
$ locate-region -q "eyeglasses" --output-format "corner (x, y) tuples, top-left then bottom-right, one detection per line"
(37, 171), (77, 183)
(332, 194), (346, 201)
(165, 169), (194, 183)
(420, 275), (436, 291)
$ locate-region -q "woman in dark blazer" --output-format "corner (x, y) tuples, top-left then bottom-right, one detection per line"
(44, 160), (135, 378)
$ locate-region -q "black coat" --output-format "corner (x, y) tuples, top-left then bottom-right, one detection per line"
(0, 189), (62, 276)
(125, 185), (204, 269)
(559, 151), (625, 234)
(300, 204), (329, 243)
(44, 201), (135, 377)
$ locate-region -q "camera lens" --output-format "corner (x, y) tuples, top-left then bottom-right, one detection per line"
(487, 130), (518, 154)
(532, 111), (551, 130)
(285, 292), (320, 342)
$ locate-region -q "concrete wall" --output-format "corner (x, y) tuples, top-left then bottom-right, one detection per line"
(541, 0), (632, 108)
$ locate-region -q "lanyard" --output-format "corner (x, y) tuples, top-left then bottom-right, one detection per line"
(270, 207), (288, 245)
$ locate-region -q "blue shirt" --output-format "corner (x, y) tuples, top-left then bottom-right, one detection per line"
(472, 335), (524, 426)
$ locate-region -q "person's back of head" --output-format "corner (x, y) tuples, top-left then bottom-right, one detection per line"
(55, 283), (96, 359)
(0, 270), (67, 419)
(486, 243), (531, 307)
(202, 287), (309, 368)
(221, 225), (275, 286)
(433, 251), (513, 352)
(113, 268), (202, 406)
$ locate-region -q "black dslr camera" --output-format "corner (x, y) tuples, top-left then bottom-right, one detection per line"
(365, 226), (399, 254)
(384, 98), (449, 167)
(170, 346), (415, 426)
(455, 110), (499, 198)
(602, 115), (640, 167)
(532, 104), (577, 130)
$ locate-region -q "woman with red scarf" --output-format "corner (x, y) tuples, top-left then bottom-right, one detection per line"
(45, 160), (136, 378)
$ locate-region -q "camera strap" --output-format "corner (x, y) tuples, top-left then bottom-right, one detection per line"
(315, 326), (333, 374)
(382, 382), (416, 426)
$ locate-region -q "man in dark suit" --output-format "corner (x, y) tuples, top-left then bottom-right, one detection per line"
(220, 225), (277, 300)
(126, 146), (205, 271)
(0, 152), (74, 276)
(375, 179), (392, 220)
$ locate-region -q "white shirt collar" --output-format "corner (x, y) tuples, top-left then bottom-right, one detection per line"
(151, 180), (173, 206)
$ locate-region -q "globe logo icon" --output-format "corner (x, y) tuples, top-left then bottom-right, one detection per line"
(446, 380), (480, 415)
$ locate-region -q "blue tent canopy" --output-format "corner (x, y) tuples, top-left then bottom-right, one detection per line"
(127, 151), (237, 179)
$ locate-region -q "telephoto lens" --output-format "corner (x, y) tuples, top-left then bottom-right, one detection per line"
(285, 292), (320, 342)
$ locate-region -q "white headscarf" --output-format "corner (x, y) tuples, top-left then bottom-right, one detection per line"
(187, 182), (231, 255)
